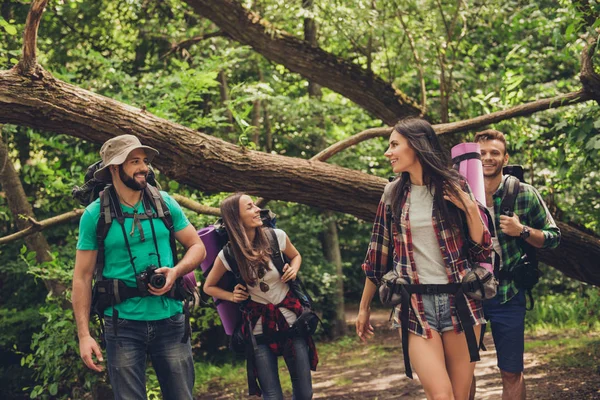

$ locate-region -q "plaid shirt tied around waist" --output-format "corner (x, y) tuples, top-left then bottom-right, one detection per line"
(241, 290), (318, 367)
(362, 179), (492, 339)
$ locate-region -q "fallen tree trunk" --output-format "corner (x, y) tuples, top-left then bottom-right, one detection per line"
(0, 69), (598, 286)
(0, 68), (384, 221)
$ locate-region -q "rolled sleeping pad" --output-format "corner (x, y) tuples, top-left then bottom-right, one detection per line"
(451, 143), (485, 205)
(198, 225), (241, 335)
(451, 143), (494, 274)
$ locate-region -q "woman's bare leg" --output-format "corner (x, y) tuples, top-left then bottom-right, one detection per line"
(442, 325), (481, 400)
(406, 331), (454, 400)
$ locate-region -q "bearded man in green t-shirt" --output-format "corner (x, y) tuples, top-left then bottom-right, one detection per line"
(72, 135), (205, 400)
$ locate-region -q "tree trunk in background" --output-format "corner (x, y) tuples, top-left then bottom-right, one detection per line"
(218, 70), (235, 135)
(302, 0), (345, 335)
(251, 99), (261, 146)
(0, 127), (65, 296)
(184, 0), (421, 125)
(132, 0), (151, 74)
(303, 0), (322, 98)
(322, 210), (347, 337)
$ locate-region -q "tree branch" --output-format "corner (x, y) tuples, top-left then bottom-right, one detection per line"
(0, 209), (83, 245)
(161, 31), (227, 59)
(0, 196), (221, 245)
(171, 194), (221, 216)
(15, 0), (48, 77)
(433, 89), (591, 134)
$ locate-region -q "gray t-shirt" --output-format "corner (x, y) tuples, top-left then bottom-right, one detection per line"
(218, 228), (297, 335)
(407, 184), (447, 284)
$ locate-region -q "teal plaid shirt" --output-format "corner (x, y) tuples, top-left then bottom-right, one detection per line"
(492, 177), (561, 303)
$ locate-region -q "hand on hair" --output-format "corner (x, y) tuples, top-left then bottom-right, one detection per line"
(443, 183), (475, 212)
(231, 284), (249, 303)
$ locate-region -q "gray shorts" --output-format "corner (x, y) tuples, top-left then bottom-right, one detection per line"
(391, 293), (454, 334)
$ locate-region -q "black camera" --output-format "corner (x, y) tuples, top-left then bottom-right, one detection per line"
(135, 265), (166, 294)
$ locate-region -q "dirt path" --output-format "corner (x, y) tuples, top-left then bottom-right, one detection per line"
(198, 308), (600, 399)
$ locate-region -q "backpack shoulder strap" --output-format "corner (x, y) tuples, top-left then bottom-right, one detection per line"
(223, 243), (245, 286)
(500, 175), (520, 216)
(265, 227), (286, 275)
(95, 187), (117, 280)
(144, 185), (179, 264)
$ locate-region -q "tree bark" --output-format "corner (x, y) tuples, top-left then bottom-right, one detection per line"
(217, 70), (235, 134)
(0, 127), (65, 295)
(321, 210), (347, 337)
(302, 0), (322, 98)
(183, 0), (421, 125)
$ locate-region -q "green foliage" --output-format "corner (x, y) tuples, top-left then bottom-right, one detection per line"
(526, 286), (600, 333)
(21, 300), (102, 399)
(1, 0), (599, 397)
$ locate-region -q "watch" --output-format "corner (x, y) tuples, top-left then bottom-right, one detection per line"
(520, 226), (531, 240)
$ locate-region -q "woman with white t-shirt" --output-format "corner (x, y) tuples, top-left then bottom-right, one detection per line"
(203, 193), (315, 400)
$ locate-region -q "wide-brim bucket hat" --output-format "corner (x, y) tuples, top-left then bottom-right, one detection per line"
(93, 135), (159, 183)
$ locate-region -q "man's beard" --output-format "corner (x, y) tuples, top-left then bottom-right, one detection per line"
(483, 164), (504, 178)
(119, 165), (147, 191)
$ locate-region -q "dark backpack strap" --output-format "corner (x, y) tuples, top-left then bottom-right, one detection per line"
(145, 185), (179, 265)
(500, 175), (520, 217)
(223, 243), (245, 287)
(265, 227), (286, 274)
(95, 189), (113, 281)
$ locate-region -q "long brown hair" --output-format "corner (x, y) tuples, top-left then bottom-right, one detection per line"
(220, 193), (272, 285)
(390, 118), (467, 230)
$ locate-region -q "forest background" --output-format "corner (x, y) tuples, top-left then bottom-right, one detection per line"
(0, 0), (599, 398)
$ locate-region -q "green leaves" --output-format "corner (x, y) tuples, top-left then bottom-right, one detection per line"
(0, 16), (17, 36)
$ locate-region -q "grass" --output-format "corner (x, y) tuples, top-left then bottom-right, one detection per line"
(525, 334), (600, 370)
(193, 333), (388, 397)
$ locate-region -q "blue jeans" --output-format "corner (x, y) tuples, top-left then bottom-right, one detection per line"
(254, 336), (313, 400)
(483, 290), (526, 373)
(104, 313), (194, 400)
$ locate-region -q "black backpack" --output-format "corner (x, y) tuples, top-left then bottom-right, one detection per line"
(499, 167), (540, 310)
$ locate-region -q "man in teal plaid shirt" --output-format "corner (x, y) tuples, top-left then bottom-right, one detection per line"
(473, 129), (560, 400)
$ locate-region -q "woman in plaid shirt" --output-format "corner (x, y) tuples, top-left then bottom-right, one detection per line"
(356, 118), (492, 400)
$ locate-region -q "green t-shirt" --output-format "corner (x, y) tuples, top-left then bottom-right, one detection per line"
(77, 190), (190, 321)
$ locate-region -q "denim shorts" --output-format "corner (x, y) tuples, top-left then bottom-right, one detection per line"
(392, 293), (454, 333)
(422, 293), (454, 333)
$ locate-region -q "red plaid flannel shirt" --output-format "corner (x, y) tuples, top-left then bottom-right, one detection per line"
(242, 290), (318, 369)
(362, 180), (492, 338)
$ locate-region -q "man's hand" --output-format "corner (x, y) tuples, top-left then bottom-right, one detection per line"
(499, 213), (523, 237)
(148, 267), (180, 296)
(356, 308), (375, 342)
(281, 263), (299, 283)
(79, 335), (104, 372)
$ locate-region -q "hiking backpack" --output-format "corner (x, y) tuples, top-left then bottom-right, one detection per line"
(498, 167), (541, 310)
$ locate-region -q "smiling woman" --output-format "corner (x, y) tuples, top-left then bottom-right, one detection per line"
(203, 193), (317, 399)
(357, 118), (492, 400)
